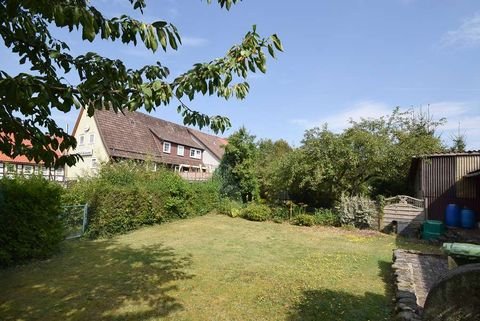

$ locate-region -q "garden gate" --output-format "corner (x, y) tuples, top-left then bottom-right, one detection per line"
(382, 195), (426, 236)
(62, 204), (88, 239)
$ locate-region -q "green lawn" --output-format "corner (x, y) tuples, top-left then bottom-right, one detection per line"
(0, 215), (437, 321)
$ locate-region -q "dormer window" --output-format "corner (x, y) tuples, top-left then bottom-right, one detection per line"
(190, 148), (201, 159)
(163, 142), (171, 153)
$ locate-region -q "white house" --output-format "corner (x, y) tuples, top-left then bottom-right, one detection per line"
(66, 109), (227, 180)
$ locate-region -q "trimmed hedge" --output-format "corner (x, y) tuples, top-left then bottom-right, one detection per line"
(0, 176), (64, 266)
(63, 162), (221, 238)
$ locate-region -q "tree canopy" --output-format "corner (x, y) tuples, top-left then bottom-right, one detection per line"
(217, 126), (259, 203)
(0, 0), (283, 167)
(262, 108), (447, 208)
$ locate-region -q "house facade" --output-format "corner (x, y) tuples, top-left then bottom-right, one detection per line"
(410, 151), (480, 222)
(0, 137), (65, 182)
(66, 109), (227, 180)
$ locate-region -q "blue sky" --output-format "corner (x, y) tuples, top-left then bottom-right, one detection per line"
(3, 0), (480, 148)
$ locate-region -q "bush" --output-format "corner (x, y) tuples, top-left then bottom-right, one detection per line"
(189, 180), (222, 216)
(291, 214), (316, 227)
(314, 208), (340, 226)
(336, 194), (377, 229)
(240, 203), (271, 222)
(0, 176), (64, 266)
(271, 206), (290, 222)
(63, 162), (221, 238)
(217, 198), (243, 217)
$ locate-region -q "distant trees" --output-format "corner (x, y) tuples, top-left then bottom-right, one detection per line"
(217, 108), (465, 209)
(220, 108), (451, 208)
(450, 133), (467, 153)
(217, 127), (259, 203)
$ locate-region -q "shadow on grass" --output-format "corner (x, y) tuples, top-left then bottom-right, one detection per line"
(287, 289), (391, 321)
(0, 240), (193, 321)
(287, 261), (394, 321)
(378, 259), (395, 301)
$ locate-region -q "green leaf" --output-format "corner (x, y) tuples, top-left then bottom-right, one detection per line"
(271, 34), (283, 52)
(167, 30), (178, 50)
(152, 21), (167, 28)
(267, 44), (275, 58)
(157, 29), (167, 50)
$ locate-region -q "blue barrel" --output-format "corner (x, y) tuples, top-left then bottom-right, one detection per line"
(445, 204), (461, 227)
(460, 208), (476, 229)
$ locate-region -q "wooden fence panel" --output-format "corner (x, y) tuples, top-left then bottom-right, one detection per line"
(382, 195), (425, 235)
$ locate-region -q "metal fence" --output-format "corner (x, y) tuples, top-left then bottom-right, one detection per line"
(61, 204), (88, 239)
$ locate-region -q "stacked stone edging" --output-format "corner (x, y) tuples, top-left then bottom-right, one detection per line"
(392, 249), (422, 321)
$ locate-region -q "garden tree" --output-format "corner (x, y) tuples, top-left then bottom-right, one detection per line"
(255, 138), (292, 200)
(217, 127), (258, 203)
(0, 0), (283, 167)
(279, 125), (386, 208)
(266, 108), (446, 208)
(450, 133), (467, 152)
(350, 107), (446, 196)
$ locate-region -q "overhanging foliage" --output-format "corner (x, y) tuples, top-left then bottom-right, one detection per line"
(0, 0), (283, 167)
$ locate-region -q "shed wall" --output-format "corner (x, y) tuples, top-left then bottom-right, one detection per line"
(421, 155), (480, 222)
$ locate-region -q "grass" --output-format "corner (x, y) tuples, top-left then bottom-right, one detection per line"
(0, 214), (439, 321)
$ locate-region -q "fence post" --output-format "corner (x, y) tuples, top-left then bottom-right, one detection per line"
(82, 203), (88, 234)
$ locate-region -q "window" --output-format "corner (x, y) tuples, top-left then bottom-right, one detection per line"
(91, 158), (98, 168)
(6, 163), (15, 173)
(190, 148), (202, 159)
(0, 162), (3, 177)
(23, 165), (33, 175)
(56, 167), (64, 176)
(79, 135), (85, 145)
(163, 142), (171, 153)
(177, 145), (184, 156)
(89, 133), (95, 144)
(42, 167), (50, 177)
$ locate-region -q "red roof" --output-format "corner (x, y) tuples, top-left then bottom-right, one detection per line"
(0, 133), (64, 165)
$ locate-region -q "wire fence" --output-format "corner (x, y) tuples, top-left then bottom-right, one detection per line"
(61, 204), (88, 239)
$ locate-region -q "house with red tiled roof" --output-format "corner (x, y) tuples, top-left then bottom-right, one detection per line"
(0, 135), (65, 181)
(66, 109), (227, 180)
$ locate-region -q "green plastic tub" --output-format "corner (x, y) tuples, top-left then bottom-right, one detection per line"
(422, 220), (445, 240)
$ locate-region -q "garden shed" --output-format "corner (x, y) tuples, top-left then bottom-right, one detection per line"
(409, 151), (480, 224)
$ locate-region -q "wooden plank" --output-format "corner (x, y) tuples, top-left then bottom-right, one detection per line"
(384, 213), (425, 220)
(385, 208), (423, 214)
(383, 208), (423, 213)
(385, 204), (422, 210)
(384, 212), (423, 218)
(384, 217), (425, 223)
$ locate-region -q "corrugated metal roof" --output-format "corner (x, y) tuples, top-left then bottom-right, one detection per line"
(413, 151), (480, 158)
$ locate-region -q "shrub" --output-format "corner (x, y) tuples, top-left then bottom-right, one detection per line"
(0, 176), (64, 266)
(240, 203), (271, 222)
(63, 162), (221, 238)
(271, 206), (290, 222)
(291, 214), (316, 227)
(314, 208), (340, 227)
(189, 180), (222, 216)
(217, 198), (243, 217)
(272, 217), (284, 224)
(336, 194), (377, 229)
